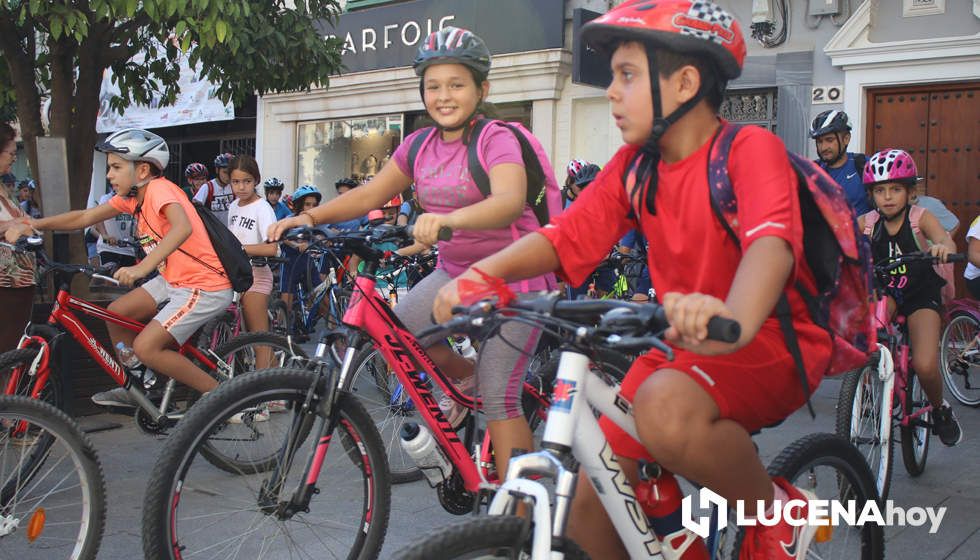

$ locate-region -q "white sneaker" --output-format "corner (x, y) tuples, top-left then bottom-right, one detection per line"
(227, 407), (270, 424)
(266, 400), (289, 413)
(438, 375), (476, 429)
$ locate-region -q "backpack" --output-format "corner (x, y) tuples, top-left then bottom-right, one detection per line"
(205, 180), (216, 208)
(861, 206), (956, 304)
(708, 123), (875, 415)
(406, 118), (561, 228)
(136, 200), (253, 293)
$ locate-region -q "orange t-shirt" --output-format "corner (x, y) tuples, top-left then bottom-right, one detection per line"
(109, 177), (231, 291)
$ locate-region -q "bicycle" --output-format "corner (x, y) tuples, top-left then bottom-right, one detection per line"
(140, 225), (629, 560)
(0, 236), (305, 465)
(836, 251), (966, 499)
(0, 395), (106, 559)
(394, 294), (884, 560)
(940, 296), (980, 407)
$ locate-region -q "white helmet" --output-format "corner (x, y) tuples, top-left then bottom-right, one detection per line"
(96, 128), (169, 170)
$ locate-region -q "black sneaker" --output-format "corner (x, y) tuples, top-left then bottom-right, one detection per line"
(932, 401), (963, 446)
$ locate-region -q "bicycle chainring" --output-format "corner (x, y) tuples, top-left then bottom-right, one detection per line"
(135, 407), (176, 436)
(436, 472), (476, 515)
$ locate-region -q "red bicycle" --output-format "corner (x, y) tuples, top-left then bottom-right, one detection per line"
(0, 236), (304, 471)
(142, 225), (630, 560)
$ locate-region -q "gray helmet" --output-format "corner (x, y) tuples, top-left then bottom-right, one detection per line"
(413, 26), (491, 80)
(96, 128), (170, 170)
(809, 110), (851, 139)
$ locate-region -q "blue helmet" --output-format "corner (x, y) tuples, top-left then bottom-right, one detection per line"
(213, 152), (234, 168)
(292, 184), (322, 204)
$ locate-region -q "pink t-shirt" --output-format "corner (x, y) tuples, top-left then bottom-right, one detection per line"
(394, 124), (553, 291)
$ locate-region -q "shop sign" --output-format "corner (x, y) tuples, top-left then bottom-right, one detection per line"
(318, 0), (565, 74)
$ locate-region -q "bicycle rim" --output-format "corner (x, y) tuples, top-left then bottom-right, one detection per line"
(836, 367), (893, 500)
(900, 373), (930, 476)
(153, 383), (387, 559)
(0, 396), (106, 560)
(940, 315), (980, 407)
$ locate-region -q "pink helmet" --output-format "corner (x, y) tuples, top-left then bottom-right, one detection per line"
(566, 159), (590, 179)
(863, 149), (919, 187)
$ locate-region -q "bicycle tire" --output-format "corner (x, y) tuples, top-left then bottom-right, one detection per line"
(835, 366), (894, 500)
(392, 515), (590, 560)
(269, 300), (290, 337)
(0, 395), (106, 560)
(940, 313), (980, 407)
(748, 432), (885, 560)
(900, 372), (930, 476)
(0, 347), (64, 409)
(142, 368), (390, 560)
(196, 332), (309, 473)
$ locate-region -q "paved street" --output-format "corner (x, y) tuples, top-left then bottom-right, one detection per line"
(67, 375), (980, 559)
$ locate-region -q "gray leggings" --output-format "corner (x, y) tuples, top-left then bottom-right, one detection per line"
(394, 269), (539, 420)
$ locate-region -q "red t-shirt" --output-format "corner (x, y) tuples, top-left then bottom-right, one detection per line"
(540, 124), (831, 384)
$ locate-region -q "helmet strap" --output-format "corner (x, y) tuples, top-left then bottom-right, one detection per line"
(629, 48), (710, 216)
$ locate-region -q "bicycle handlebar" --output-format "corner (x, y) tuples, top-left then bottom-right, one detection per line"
(2, 237), (122, 285)
(876, 251), (966, 274)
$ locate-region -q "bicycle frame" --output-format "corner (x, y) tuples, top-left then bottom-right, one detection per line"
(488, 349), (704, 559)
(871, 297), (931, 429)
(8, 288), (217, 421)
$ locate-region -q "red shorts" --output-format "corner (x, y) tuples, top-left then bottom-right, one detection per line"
(600, 324), (828, 461)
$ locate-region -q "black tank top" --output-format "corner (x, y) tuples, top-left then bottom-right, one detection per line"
(871, 209), (943, 301)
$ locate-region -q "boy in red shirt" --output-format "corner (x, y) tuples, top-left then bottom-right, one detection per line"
(433, 2), (832, 558)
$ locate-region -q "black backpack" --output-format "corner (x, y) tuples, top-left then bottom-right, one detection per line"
(136, 201), (253, 293)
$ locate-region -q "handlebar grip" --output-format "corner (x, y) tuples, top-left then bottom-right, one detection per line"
(946, 253), (967, 263)
(437, 226), (453, 242)
(706, 317), (741, 343)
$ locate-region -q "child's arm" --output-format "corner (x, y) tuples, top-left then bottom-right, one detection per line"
(243, 242), (278, 257)
(969, 236), (980, 269)
(433, 232), (560, 322)
(32, 203), (120, 233)
(395, 240), (429, 257)
(918, 209), (957, 260)
(114, 203), (190, 286)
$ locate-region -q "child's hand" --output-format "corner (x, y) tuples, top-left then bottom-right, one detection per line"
(928, 244), (950, 263)
(268, 214), (313, 242)
(433, 277), (464, 323)
(114, 263), (151, 287)
(663, 292), (738, 355)
(413, 213), (455, 246)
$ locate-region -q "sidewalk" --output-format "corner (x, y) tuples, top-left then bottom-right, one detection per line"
(78, 375), (978, 559)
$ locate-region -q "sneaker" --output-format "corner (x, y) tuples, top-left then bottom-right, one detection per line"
(227, 407), (271, 424)
(91, 387), (139, 408)
(266, 400), (289, 413)
(932, 400), (963, 446)
(739, 478), (818, 560)
(438, 374), (476, 429)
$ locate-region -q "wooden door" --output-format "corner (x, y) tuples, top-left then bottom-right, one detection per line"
(867, 82), (980, 298)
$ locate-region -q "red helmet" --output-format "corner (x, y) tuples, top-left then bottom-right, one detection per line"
(582, 0), (745, 81)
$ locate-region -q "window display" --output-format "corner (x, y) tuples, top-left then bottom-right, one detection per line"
(296, 114), (403, 192)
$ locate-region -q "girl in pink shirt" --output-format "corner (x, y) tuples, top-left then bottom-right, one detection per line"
(270, 27), (549, 477)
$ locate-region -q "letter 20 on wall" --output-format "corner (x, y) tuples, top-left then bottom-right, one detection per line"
(812, 85), (844, 105)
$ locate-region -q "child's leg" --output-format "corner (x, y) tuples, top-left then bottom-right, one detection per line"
(567, 460), (635, 560)
(907, 307), (944, 408)
(242, 292), (271, 368)
(106, 286), (158, 351)
(632, 369), (773, 512)
(133, 322), (218, 393)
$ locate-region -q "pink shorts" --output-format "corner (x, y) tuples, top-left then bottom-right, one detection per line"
(247, 265), (273, 295)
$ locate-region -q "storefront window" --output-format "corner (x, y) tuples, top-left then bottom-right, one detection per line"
(296, 114), (403, 189)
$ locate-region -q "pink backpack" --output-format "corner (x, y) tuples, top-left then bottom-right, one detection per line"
(406, 118), (562, 228)
(861, 205), (957, 304)
(706, 123), (875, 414)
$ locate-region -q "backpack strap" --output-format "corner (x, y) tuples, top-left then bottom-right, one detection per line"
(852, 153), (867, 177)
(861, 210), (878, 236)
(706, 122), (816, 418)
(406, 127), (438, 181)
(907, 204), (929, 251)
(465, 118), (494, 198)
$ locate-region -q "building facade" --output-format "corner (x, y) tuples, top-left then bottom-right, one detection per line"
(257, 0), (978, 242)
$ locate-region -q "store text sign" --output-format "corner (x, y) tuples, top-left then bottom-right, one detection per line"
(318, 0), (565, 74)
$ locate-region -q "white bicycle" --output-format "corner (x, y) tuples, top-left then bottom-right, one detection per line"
(394, 295), (884, 560)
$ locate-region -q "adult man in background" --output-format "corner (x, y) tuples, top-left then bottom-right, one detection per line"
(811, 110), (870, 215)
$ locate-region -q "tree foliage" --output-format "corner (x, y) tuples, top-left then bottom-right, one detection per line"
(0, 0), (344, 268)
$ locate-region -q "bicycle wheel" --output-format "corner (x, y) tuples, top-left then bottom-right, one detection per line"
(940, 314), (980, 407)
(0, 395), (106, 560)
(142, 368), (391, 560)
(268, 300), (290, 337)
(196, 332), (309, 473)
(752, 433), (884, 560)
(900, 372), (930, 476)
(393, 515), (589, 560)
(0, 347), (63, 410)
(835, 366), (894, 500)
(347, 344), (431, 484)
